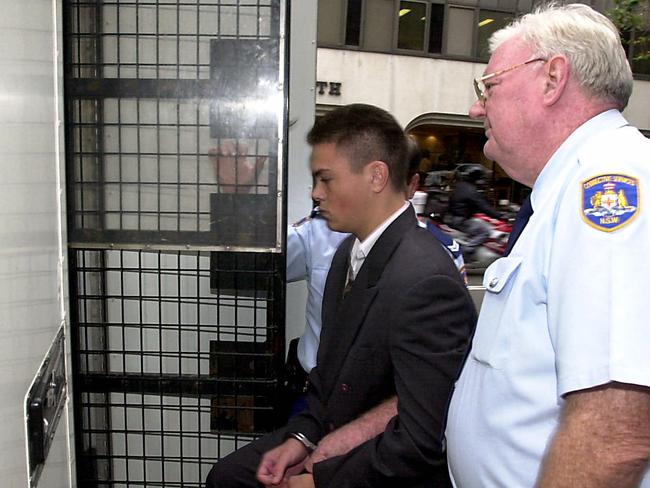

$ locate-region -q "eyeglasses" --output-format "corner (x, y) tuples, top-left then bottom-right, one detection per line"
(473, 58), (546, 104)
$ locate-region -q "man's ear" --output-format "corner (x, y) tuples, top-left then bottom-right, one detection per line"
(543, 55), (569, 106)
(367, 161), (390, 192)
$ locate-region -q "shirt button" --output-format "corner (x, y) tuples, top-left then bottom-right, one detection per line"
(489, 277), (499, 288)
(340, 383), (351, 393)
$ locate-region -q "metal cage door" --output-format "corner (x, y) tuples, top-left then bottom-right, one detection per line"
(63, 1), (289, 485)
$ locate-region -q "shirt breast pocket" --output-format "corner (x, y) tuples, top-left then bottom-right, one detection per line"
(471, 256), (523, 369)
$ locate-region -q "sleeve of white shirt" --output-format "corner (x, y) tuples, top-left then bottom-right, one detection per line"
(286, 218), (312, 283)
(548, 131), (650, 398)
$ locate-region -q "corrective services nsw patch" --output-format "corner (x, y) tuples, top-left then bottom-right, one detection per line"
(582, 174), (640, 232)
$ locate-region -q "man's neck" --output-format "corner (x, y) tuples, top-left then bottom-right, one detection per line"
(355, 194), (408, 242)
(527, 93), (618, 186)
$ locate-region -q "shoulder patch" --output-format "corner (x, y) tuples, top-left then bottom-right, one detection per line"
(581, 174), (639, 232)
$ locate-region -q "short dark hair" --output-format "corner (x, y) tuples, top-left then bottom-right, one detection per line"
(307, 104), (408, 192)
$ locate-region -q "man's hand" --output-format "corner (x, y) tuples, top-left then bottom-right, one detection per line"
(209, 139), (267, 193)
(304, 397), (397, 472)
(256, 438), (309, 487)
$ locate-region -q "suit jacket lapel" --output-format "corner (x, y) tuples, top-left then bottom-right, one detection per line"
(360, 207), (418, 287)
(320, 235), (353, 335)
(316, 207), (418, 400)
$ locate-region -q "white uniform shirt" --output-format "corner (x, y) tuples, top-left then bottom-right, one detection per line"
(446, 110), (650, 487)
(286, 216), (348, 373)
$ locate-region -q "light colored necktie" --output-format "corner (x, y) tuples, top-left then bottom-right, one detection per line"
(343, 255), (355, 297)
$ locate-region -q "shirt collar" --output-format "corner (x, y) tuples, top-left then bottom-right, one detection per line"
(531, 109), (628, 212)
(349, 201), (409, 278)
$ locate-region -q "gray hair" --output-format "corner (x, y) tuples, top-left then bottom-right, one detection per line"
(490, 3), (633, 109)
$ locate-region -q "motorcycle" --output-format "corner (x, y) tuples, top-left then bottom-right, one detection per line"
(427, 213), (513, 274)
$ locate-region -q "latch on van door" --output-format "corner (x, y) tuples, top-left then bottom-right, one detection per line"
(26, 326), (67, 487)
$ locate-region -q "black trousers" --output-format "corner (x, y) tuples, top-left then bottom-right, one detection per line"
(205, 427), (291, 488)
(205, 426), (453, 488)
(205, 340), (452, 487)
(206, 339), (309, 487)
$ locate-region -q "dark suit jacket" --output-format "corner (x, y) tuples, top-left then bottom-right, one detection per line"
(287, 206), (477, 487)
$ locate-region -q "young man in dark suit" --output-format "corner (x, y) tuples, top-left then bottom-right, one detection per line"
(206, 104), (476, 488)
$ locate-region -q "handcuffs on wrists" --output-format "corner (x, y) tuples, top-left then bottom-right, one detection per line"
(287, 432), (317, 453)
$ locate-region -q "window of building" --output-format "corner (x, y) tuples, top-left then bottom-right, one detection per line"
(363, 0), (395, 51)
(477, 10), (513, 60)
(428, 3), (445, 53)
(317, 0), (345, 45)
(398, 1), (428, 50)
(446, 6), (474, 57)
(345, 0), (363, 46)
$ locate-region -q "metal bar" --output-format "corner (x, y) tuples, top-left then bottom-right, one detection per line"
(68, 229), (282, 249)
(67, 79), (228, 99)
(78, 373), (277, 395)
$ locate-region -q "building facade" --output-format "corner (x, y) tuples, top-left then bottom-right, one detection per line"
(315, 0), (650, 208)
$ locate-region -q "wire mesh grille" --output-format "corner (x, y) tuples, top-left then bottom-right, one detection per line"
(65, 0), (283, 250)
(64, 1), (287, 486)
(72, 249), (283, 486)
(74, 250), (278, 376)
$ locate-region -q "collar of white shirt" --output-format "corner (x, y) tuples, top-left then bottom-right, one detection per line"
(349, 201), (409, 279)
(531, 109), (626, 212)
